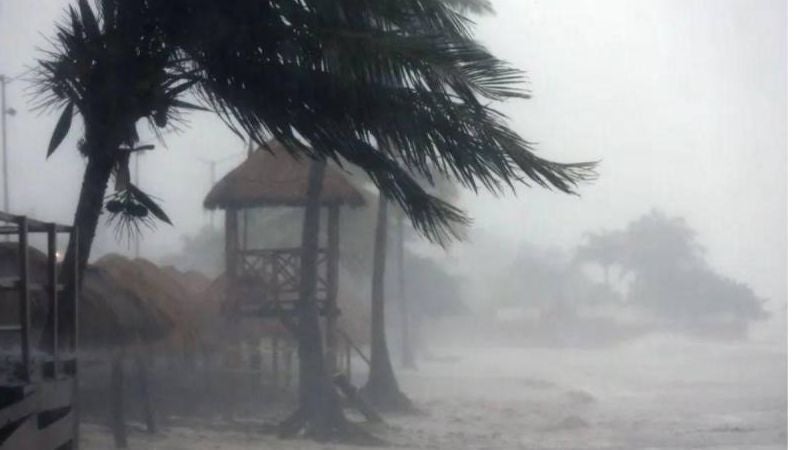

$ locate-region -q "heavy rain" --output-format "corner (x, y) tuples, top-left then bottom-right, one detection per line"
(0, 1), (788, 449)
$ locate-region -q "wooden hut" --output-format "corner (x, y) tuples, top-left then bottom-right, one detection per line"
(204, 140), (365, 371)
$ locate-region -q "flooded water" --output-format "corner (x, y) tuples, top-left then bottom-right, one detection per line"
(81, 334), (786, 449)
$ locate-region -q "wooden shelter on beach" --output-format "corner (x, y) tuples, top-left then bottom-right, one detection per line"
(0, 213), (79, 450)
(204, 140), (365, 373)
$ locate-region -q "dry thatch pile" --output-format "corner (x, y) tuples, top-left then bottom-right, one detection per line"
(197, 274), (280, 344)
(161, 266), (211, 296)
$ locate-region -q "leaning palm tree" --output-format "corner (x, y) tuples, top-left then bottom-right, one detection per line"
(35, 0), (595, 440)
(361, 193), (415, 411)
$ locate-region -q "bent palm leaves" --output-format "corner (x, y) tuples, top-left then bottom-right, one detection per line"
(36, 0), (595, 246)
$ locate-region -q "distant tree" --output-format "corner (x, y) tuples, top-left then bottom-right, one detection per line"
(574, 230), (626, 286)
(627, 265), (768, 338)
(400, 253), (465, 318)
(392, 172), (465, 370)
(588, 210), (768, 338)
(621, 210), (704, 275)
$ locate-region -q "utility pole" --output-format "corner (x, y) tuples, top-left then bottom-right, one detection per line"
(134, 152), (141, 258)
(0, 75), (17, 214)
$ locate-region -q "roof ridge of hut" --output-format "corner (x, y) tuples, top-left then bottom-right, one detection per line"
(203, 139), (365, 210)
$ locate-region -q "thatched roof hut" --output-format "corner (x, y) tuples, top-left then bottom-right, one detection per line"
(0, 244), (173, 349)
(203, 140), (365, 209)
(161, 266), (211, 296)
(94, 255), (204, 351)
(80, 266), (173, 347)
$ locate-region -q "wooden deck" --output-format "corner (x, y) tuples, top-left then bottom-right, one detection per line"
(0, 374), (77, 449)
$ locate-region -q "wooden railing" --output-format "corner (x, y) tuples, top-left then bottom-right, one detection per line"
(0, 212), (79, 450)
(231, 247), (330, 317)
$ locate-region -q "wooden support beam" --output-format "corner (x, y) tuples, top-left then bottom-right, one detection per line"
(225, 209), (240, 314)
(111, 356), (127, 448)
(271, 334), (279, 386)
(47, 223), (58, 378)
(135, 351), (156, 434)
(18, 216), (30, 383)
(325, 205), (340, 373)
(71, 226), (80, 447)
(72, 226), (80, 353)
(225, 208), (240, 279)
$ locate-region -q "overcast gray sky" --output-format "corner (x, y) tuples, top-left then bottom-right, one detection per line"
(0, 0), (787, 312)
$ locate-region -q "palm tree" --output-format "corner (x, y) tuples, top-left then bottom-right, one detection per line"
(362, 168), (462, 409)
(35, 0), (595, 440)
(285, 160), (362, 439)
(361, 194), (414, 411)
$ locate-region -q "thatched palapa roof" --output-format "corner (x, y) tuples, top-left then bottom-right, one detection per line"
(0, 244), (174, 348)
(203, 140), (365, 210)
(95, 255), (205, 350)
(81, 265), (173, 347)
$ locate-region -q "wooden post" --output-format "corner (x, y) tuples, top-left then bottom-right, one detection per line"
(72, 226), (80, 356)
(224, 208), (239, 312)
(111, 355), (127, 448)
(248, 337), (261, 390)
(225, 208), (240, 277)
(271, 334), (279, 386)
(18, 216), (30, 382)
(71, 226), (80, 448)
(47, 223), (58, 378)
(242, 209), (249, 252)
(346, 342), (352, 382)
(284, 346), (293, 389)
(135, 350), (156, 434)
(325, 205), (340, 373)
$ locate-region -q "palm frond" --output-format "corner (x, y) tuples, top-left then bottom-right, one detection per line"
(36, 0), (597, 245)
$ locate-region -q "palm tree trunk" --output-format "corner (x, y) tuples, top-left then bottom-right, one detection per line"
(281, 159), (350, 439)
(362, 194), (412, 411)
(40, 136), (117, 352)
